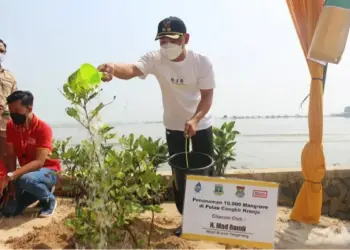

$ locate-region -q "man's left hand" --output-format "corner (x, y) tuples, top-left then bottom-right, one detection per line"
(0, 177), (15, 208)
(0, 190), (16, 208)
(184, 118), (199, 137)
(0, 176), (9, 197)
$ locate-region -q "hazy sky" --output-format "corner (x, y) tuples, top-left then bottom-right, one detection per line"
(2, 0), (350, 125)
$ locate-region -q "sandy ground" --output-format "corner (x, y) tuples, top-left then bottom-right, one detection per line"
(0, 198), (75, 249)
(1, 198), (350, 249)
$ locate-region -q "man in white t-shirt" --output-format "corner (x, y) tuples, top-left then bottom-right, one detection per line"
(97, 16), (215, 235)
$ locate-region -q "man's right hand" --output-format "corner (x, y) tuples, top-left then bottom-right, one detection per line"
(97, 63), (115, 82)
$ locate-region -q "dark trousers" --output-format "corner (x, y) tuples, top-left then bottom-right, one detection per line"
(166, 126), (214, 214)
(166, 126), (214, 157)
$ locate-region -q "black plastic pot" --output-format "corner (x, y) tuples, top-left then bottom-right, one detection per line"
(168, 151), (214, 214)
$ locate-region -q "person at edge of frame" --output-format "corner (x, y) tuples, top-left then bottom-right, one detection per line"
(0, 39), (17, 164)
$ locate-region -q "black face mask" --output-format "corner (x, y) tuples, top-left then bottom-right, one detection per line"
(10, 113), (27, 125)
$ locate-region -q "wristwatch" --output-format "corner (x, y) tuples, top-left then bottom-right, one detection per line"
(7, 172), (14, 181)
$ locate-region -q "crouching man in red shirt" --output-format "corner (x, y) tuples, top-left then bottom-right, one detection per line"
(0, 90), (61, 217)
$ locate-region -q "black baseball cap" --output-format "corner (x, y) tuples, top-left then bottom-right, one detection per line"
(155, 16), (187, 40)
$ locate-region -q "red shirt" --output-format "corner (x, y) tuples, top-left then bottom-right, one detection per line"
(6, 114), (61, 172)
(0, 160), (6, 178)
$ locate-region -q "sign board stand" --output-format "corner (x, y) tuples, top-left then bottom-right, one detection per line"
(181, 175), (279, 249)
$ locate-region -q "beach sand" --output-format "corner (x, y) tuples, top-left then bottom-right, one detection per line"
(0, 198), (75, 249)
(0, 198), (349, 249)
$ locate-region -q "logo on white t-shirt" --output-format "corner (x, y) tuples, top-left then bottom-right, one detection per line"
(170, 77), (184, 85)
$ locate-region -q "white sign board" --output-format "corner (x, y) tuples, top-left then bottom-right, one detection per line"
(182, 175), (279, 249)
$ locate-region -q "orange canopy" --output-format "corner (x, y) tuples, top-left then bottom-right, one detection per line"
(286, 0), (326, 224)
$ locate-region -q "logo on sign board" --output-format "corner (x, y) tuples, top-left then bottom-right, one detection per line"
(235, 186), (245, 198)
(252, 190), (268, 198)
(194, 182), (202, 193)
(214, 184), (224, 196)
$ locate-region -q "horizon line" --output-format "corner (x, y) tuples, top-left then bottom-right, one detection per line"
(49, 114), (341, 128)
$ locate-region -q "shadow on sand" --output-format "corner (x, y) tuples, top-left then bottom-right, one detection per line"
(0, 204), (41, 231)
(275, 218), (350, 249)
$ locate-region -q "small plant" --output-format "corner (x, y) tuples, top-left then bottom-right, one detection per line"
(119, 134), (168, 172)
(53, 66), (167, 249)
(213, 121), (240, 176)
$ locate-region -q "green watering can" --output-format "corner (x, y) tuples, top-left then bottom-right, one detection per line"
(67, 63), (103, 89)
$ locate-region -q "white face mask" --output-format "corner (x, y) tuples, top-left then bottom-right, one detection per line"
(160, 43), (183, 60)
(0, 53), (4, 64)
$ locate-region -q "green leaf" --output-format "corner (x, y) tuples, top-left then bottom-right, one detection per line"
(91, 102), (104, 117)
(63, 83), (76, 100)
(136, 186), (147, 197)
(64, 218), (75, 229)
(227, 133), (234, 142)
(115, 179), (123, 187)
(226, 122), (234, 132)
(217, 130), (225, 137)
(144, 205), (163, 213)
(87, 91), (99, 102)
(75, 225), (86, 235)
(133, 138), (139, 150)
(99, 125), (114, 135)
(105, 133), (116, 140)
(66, 107), (79, 119)
(220, 122), (227, 130)
(90, 211), (97, 222)
(110, 189), (116, 197)
(225, 142), (235, 150)
(128, 184), (138, 193)
(116, 171), (125, 179)
(128, 133), (134, 147)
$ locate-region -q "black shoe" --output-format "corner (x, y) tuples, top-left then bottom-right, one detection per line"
(174, 225), (182, 237)
(15, 191), (39, 215)
(1, 199), (19, 217)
